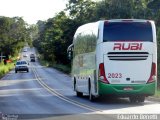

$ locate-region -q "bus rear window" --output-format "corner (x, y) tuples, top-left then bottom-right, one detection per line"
(103, 22), (153, 42)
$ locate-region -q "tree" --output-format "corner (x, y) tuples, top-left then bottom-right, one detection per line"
(0, 16), (31, 59)
(66, 0), (97, 23)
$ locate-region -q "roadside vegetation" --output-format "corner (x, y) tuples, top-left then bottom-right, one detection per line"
(0, 17), (32, 59)
(0, 62), (14, 78)
(155, 90), (160, 98)
(33, 0), (160, 88)
(38, 54), (71, 74)
(0, 57), (18, 78)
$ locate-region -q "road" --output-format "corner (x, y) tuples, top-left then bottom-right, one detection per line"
(0, 47), (160, 120)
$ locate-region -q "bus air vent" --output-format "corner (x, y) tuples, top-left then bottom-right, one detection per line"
(107, 52), (149, 61)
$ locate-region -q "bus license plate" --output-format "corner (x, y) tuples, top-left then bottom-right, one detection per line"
(123, 87), (133, 91)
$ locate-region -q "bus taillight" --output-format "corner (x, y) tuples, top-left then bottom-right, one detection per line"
(147, 63), (156, 84)
(99, 63), (109, 84)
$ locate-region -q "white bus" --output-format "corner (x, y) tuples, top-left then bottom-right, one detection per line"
(67, 19), (157, 102)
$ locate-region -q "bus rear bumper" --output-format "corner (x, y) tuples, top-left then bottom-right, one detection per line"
(98, 81), (156, 97)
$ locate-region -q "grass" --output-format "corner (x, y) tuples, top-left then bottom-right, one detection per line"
(0, 56), (17, 78)
(38, 56), (71, 74)
(0, 62), (14, 78)
(154, 90), (160, 98)
(52, 64), (71, 74)
(38, 59), (51, 67)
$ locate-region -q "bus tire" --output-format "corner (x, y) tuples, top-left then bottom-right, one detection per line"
(129, 96), (137, 103)
(73, 79), (76, 91)
(129, 96), (145, 103)
(89, 80), (95, 102)
(74, 79), (83, 97)
(76, 91), (83, 97)
(137, 96), (145, 103)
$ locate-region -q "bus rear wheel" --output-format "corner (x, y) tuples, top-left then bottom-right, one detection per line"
(137, 96), (145, 102)
(76, 91), (83, 97)
(129, 96), (145, 103)
(74, 79), (83, 97)
(89, 81), (95, 102)
(89, 89), (95, 102)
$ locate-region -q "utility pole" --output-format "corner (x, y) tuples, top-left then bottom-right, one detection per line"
(0, 52), (5, 62)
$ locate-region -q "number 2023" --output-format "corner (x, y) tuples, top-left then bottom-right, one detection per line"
(108, 73), (122, 78)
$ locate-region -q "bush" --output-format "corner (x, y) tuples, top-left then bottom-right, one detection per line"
(0, 63), (14, 78)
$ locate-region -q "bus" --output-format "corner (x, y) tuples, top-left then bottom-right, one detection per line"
(67, 19), (157, 102)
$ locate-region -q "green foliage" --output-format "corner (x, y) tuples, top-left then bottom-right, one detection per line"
(0, 16), (32, 58)
(52, 64), (71, 74)
(148, 0), (160, 11)
(66, 0), (97, 23)
(34, 11), (77, 64)
(154, 89), (160, 98)
(38, 54), (71, 74)
(33, 0), (160, 87)
(0, 63), (14, 78)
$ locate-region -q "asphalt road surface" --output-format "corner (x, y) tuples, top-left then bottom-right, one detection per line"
(0, 47), (160, 120)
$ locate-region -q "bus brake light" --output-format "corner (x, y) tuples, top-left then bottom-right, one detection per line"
(99, 63), (109, 84)
(147, 63), (156, 83)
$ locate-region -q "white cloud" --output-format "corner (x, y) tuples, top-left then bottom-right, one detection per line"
(0, 0), (67, 24)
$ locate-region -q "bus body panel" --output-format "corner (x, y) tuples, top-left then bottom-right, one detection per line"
(98, 82), (155, 96)
(72, 52), (96, 94)
(72, 22), (98, 95)
(99, 42), (154, 84)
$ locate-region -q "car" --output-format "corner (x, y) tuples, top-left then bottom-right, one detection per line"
(23, 54), (28, 57)
(15, 60), (29, 73)
(23, 48), (27, 52)
(30, 54), (35, 62)
(23, 49), (27, 52)
(30, 54), (35, 57)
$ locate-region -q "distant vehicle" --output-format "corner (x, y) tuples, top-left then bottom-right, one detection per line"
(15, 60), (29, 73)
(30, 54), (35, 57)
(30, 54), (35, 62)
(23, 54), (28, 57)
(67, 19), (157, 102)
(23, 48), (27, 52)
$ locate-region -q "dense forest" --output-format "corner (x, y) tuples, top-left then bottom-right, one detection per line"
(0, 16), (32, 59)
(33, 0), (160, 85)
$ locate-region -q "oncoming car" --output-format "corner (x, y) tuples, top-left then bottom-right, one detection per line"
(15, 60), (29, 73)
(23, 48), (27, 52)
(23, 54), (28, 57)
(30, 54), (35, 62)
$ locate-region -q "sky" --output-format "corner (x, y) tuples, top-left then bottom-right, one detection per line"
(0, 0), (67, 24)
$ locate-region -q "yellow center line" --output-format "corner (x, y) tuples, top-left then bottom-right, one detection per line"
(31, 64), (102, 112)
